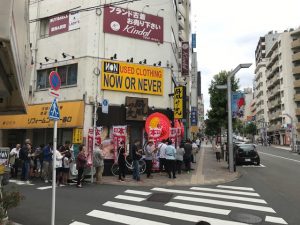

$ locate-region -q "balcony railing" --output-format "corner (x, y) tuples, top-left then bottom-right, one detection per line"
(292, 39), (300, 49)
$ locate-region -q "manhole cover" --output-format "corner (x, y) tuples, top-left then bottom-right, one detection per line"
(230, 212), (262, 223)
(147, 193), (173, 203)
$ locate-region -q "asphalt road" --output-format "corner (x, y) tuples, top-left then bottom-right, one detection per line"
(7, 145), (300, 225)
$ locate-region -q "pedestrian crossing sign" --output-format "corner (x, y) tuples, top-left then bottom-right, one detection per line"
(49, 98), (60, 120)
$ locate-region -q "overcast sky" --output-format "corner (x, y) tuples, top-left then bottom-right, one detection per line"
(191, 0), (300, 116)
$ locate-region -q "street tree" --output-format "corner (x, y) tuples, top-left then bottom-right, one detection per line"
(205, 71), (239, 137)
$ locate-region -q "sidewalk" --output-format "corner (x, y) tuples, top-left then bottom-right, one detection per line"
(271, 144), (292, 151)
(100, 144), (240, 186)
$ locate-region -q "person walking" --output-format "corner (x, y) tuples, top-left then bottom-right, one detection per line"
(183, 139), (192, 173)
(76, 144), (87, 188)
(157, 139), (167, 174)
(131, 140), (142, 182)
(145, 140), (156, 179)
(9, 144), (21, 178)
(176, 143), (185, 174)
(117, 141), (126, 182)
(165, 140), (176, 179)
(42, 142), (53, 183)
(93, 143), (104, 184)
(192, 140), (198, 163)
(215, 143), (221, 162)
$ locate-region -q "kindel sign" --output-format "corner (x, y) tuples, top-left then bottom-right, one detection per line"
(104, 6), (164, 43)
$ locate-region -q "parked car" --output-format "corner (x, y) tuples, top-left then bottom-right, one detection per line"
(234, 144), (260, 165)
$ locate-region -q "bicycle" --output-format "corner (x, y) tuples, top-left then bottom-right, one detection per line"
(111, 155), (146, 176)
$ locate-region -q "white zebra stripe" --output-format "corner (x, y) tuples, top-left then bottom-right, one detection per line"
(151, 187), (266, 204)
(174, 196), (275, 213)
(115, 195), (146, 202)
(216, 185), (255, 191)
(124, 190), (152, 196)
(265, 216), (288, 224)
(87, 209), (170, 225)
(103, 201), (249, 225)
(190, 187), (260, 196)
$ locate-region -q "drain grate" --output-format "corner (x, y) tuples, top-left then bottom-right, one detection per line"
(230, 212), (262, 223)
(147, 193), (173, 203)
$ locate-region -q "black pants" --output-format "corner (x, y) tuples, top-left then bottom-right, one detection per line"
(176, 160), (183, 174)
(11, 159), (21, 178)
(216, 152), (221, 161)
(118, 162), (126, 180)
(159, 158), (166, 172)
(77, 168), (84, 186)
(166, 159), (176, 178)
(145, 160), (152, 177)
(184, 156), (191, 171)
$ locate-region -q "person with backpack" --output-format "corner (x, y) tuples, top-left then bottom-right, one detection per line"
(165, 139), (177, 179)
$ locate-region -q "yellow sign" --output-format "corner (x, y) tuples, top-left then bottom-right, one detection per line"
(72, 128), (83, 144)
(174, 86), (184, 119)
(101, 60), (164, 95)
(190, 126), (198, 133)
(0, 101), (84, 129)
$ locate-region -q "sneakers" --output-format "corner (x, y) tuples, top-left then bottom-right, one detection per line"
(119, 178), (125, 182)
(26, 180), (31, 185)
(44, 180), (49, 183)
(77, 184), (82, 188)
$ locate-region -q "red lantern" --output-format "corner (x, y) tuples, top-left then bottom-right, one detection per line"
(145, 113), (171, 141)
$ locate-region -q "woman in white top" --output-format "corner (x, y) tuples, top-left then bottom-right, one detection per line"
(55, 149), (64, 186)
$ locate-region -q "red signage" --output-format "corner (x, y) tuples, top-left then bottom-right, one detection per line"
(49, 13), (69, 36)
(104, 6), (164, 43)
(181, 42), (189, 76)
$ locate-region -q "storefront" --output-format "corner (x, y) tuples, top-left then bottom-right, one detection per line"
(0, 101), (84, 148)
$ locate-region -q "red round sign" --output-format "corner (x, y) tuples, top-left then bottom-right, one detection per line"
(49, 71), (61, 91)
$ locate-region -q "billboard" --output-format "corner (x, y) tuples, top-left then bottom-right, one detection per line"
(181, 42), (189, 76)
(103, 6), (163, 43)
(49, 11), (80, 36)
(190, 106), (198, 126)
(101, 60), (164, 95)
(125, 97), (148, 121)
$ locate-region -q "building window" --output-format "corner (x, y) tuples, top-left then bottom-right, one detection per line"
(40, 18), (50, 38)
(36, 64), (78, 90)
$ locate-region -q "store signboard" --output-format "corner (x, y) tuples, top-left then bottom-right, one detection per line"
(125, 97), (148, 121)
(174, 86), (186, 119)
(101, 60), (164, 95)
(181, 42), (189, 76)
(49, 11), (80, 36)
(103, 6), (163, 43)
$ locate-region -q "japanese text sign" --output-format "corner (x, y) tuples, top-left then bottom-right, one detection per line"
(49, 11), (80, 36)
(174, 86), (186, 119)
(181, 42), (189, 76)
(190, 107), (198, 126)
(103, 6), (163, 43)
(0, 101), (84, 129)
(125, 97), (148, 121)
(101, 60), (164, 95)
(72, 128), (83, 144)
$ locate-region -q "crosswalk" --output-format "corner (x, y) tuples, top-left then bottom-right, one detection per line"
(70, 185), (288, 225)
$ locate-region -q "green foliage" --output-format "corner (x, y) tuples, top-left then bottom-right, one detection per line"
(205, 71), (239, 135)
(244, 122), (257, 135)
(0, 187), (24, 221)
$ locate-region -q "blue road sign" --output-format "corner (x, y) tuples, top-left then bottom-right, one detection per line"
(49, 98), (60, 120)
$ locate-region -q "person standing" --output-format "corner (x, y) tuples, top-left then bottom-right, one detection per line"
(183, 139), (192, 173)
(93, 143), (104, 184)
(42, 142), (53, 183)
(62, 150), (72, 185)
(176, 143), (185, 174)
(165, 140), (176, 179)
(9, 144), (21, 178)
(157, 139), (167, 174)
(131, 140), (142, 181)
(196, 138), (201, 149)
(117, 141), (126, 182)
(20, 142), (32, 184)
(192, 140), (198, 163)
(54, 148), (64, 186)
(215, 143), (221, 162)
(145, 140), (155, 179)
(76, 144), (87, 188)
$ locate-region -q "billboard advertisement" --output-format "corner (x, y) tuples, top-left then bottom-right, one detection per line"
(49, 11), (80, 36)
(181, 42), (189, 76)
(101, 60), (164, 95)
(103, 6), (163, 43)
(232, 92), (245, 118)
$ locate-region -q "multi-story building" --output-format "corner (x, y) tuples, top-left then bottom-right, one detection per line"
(254, 29), (299, 146)
(0, 0), (192, 148)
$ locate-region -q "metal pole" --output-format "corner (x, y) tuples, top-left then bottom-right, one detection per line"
(91, 99), (97, 184)
(227, 75), (234, 173)
(51, 117), (57, 225)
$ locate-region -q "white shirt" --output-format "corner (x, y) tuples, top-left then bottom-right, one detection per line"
(54, 150), (63, 168)
(196, 139), (200, 145)
(158, 143), (167, 158)
(10, 147), (20, 158)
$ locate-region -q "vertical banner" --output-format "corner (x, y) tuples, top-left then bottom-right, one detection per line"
(102, 99), (109, 114)
(176, 127), (182, 148)
(72, 128), (83, 144)
(192, 33), (196, 48)
(169, 128), (177, 147)
(181, 42), (189, 76)
(149, 127), (162, 171)
(87, 127), (102, 166)
(231, 92), (245, 118)
(113, 126), (127, 162)
(190, 107), (198, 126)
(174, 86), (186, 119)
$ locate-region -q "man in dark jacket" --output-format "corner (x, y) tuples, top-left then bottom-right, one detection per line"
(42, 142), (53, 183)
(19, 139), (31, 181)
(131, 140), (142, 181)
(183, 139), (192, 173)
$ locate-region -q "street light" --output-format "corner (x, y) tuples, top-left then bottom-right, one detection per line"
(227, 63), (252, 173)
(282, 113), (296, 152)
